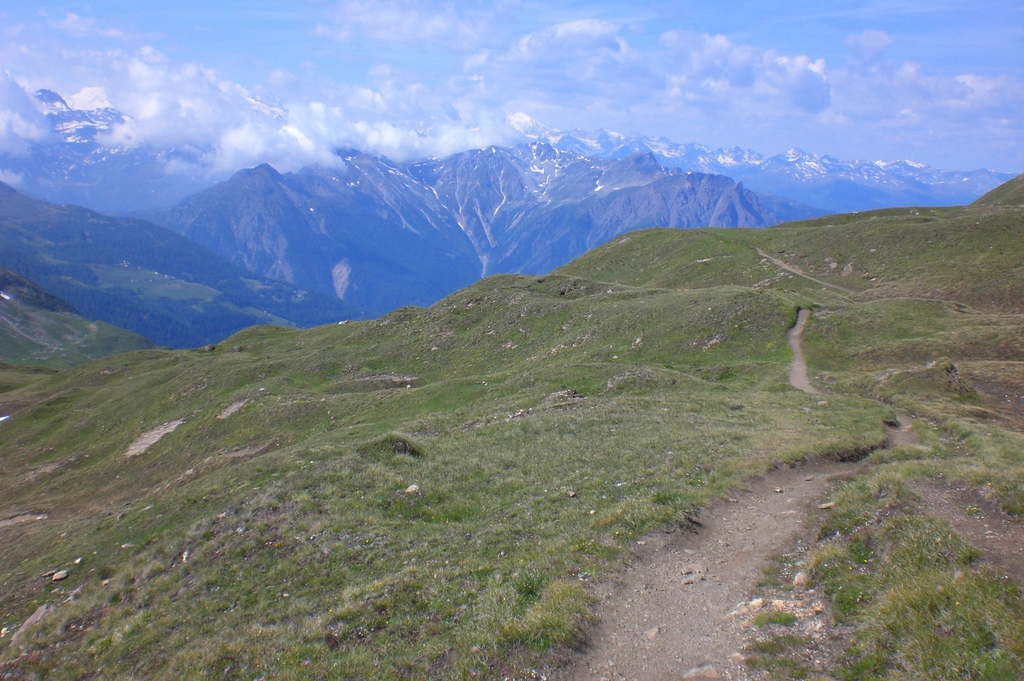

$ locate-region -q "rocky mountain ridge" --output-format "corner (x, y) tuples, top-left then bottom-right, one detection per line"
(155, 143), (819, 314)
(508, 113), (1015, 212)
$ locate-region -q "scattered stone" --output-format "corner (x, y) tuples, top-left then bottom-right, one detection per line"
(51, 570), (68, 581)
(644, 626), (659, 640)
(775, 487), (784, 493)
(681, 563), (707, 584)
(728, 598), (764, 618)
(817, 400), (829, 406)
(404, 484), (420, 494)
(74, 557), (82, 565)
(10, 604), (53, 646)
(682, 665), (720, 679)
(805, 476), (814, 481)
(793, 571), (808, 587)
(818, 501), (835, 509)
(567, 490), (577, 498)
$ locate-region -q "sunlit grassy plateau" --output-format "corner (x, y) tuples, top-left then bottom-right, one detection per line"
(1, 176), (1023, 679)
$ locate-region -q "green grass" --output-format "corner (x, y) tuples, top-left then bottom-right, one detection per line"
(754, 610), (799, 627)
(2, 190), (1024, 679)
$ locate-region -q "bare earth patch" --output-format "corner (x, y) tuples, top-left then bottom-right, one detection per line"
(885, 412), (918, 449)
(0, 513), (48, 529)
(217, 399), (248, 419)
(557, 462), (861, 681)
(912, 478), (1024, 583)
(123, 420), (184, 458)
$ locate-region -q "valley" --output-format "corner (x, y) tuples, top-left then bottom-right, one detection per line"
(0, 183), (362, 351)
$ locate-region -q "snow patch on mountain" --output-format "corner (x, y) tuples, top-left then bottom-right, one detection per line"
(507, 112), (1015, 212)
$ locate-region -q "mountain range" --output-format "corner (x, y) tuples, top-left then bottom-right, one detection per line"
(0, 90), (1013, 216)
(150, 144), (821, 314)
(0, 90), (213, 214)
(507, 113), (1016, 213)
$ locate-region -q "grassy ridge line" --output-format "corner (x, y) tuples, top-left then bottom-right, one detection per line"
(558, 203), (1024, 313)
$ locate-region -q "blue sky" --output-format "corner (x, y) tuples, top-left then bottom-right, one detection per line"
(1, 1), (1021, 174)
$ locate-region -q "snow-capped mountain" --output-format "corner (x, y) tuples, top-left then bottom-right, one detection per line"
(153, 143), (822, 314)
(508, 114), (1015, 212)
(0, 90), (213, 212)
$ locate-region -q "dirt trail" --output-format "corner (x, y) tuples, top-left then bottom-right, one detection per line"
(787, 309), (821, 395)
(755, 248), (856, 296)
(885, 412), (917, 449)
(558, 462), (857, 681)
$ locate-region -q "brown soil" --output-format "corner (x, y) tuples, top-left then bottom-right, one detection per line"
(885, 412), (918, 449)
(912, 478), (1024, 583)
(122, 419), (184, 458)
(959, 361), (1024, 432)
(557, 462), (861, 681)
(787, 309), (821, 395)
(0, 513), (48, 529)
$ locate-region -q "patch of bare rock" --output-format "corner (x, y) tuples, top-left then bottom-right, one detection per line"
(122, 419), (184, 458)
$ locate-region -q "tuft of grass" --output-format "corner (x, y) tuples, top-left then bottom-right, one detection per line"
(753, 610), (799, 627)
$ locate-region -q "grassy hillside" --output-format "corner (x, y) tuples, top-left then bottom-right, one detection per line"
(1, 188), (1023, 679)
(0, 267), (154, 368)
(972, 171), (1024, 207)
(0, 182), (362, 349)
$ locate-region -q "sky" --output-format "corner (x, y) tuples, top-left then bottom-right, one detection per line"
(1, 1), (1021, 176)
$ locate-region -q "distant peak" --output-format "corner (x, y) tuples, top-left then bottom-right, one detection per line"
(66, 87), (113, 111)
(507, 112), (553, 138)
(35, 89), (70, 111)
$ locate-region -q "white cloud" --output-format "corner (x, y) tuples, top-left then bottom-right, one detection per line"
(0, 71), (51, 155)
(656, 32), (831, 115)
(0, 13), (1020, 173)
(315, 0), (510, 48)
(53, 13), (124, 39)
(0, 168), (23, 186)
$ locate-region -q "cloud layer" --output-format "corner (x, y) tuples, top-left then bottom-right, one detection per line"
(0, 4), (1020, 175)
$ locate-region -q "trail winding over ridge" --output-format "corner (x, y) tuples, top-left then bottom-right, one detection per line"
(787, 309), (821, 395)
(557, 311), (855, 680)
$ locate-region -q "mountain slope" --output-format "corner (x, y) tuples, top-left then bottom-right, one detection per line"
(1, 181), (1024, 678)
(972, 171), (1024, 206)
(157, 144), (822, 314)
(0, 266), (154, 367)
(162, 160), (484, 313)
(0, 90), (212, 213)
(0, 182), (362, 348)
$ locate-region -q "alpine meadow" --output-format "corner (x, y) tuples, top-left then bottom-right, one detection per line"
(2, 173), (1023, 679)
